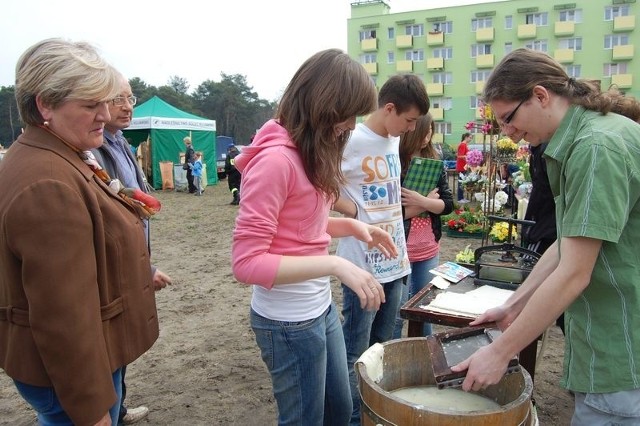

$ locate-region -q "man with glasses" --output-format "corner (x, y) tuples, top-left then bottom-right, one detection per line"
(92, 73), (172, 425)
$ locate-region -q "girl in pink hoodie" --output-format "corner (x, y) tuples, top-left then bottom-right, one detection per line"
(232, 49), (398, 426)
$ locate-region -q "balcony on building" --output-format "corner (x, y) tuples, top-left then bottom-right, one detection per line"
(427, 57), (444, 70)
(361, 38), (378, 52)
(554, 48), (575, 63)
(554, 21), (575, 36)
(396, 34), (413, 48)
(611, 73), (633, 88)
(426, 83), (444, 96)
(475, 81), (486, 94)
(432, 133), (444, 144)
(614, 15), (636, 32)
(427, 31), (444, 45)
(517, 24), (537, 39)
(396, 60), (413, 72)
(431, 107), (444, 121)
(476, 54), (494, 68)
(476, 27), (495, 42)
(363, 62), (378, 75)
(612, 44), (634, 61)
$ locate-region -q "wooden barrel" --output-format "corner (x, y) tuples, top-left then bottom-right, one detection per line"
(356, 338), (534, 426)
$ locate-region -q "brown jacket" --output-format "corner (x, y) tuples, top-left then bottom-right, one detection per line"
(0, 126), (159, 425)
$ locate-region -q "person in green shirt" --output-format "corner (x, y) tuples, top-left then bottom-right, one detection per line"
(452, 48), (640, 425)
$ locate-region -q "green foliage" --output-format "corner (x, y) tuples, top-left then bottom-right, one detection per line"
(0, 86), (21, 147)
(441, 143), (456, 161)
(0, 73), (277, 148)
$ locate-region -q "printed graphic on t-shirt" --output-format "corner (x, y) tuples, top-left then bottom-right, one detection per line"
(357, 153), (409, 277)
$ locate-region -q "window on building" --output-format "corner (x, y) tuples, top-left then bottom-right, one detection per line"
(405, 49), (424, 61)
(431, 21), (453, 34)
(470, 96), (482, 109)
(470, 70), (492, 83)
(361, 53), (377, 64)
(605, 5), (630, 21)
(471, 17), (493, 31)
(432, 72), (453, 85)
(564, 65), (581, 78)
(359, 29), (377, 41)
(470, 44), (492, 57)
(405, 24), (424, 36)
(435, 122), (452, 135)
(559, 9), (582, 22)
(388, 27), (395, 39)
(558, 37), (582, 51)
(525, 12), (548, 26)
(604, 34), (629, 49)
(387, 51), (395, 64)
(432, 47), (453, 59)
(505, 15), (513, 29)
(525, 39), (548, 52)
(604, 62), (628, 77)
(431, 97), (453, 110)
(505, 42), (513, 54)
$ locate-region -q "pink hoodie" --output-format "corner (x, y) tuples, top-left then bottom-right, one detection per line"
(231, 120), (331, 288)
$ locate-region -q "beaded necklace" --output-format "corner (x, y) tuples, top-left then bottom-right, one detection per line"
(39, 124), (161, 219)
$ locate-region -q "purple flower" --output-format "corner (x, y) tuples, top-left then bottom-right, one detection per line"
(466, 149), (484, 167)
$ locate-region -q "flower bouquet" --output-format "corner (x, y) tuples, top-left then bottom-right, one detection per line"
(489, 221), (518, 243)
(495, 137), (519, 162)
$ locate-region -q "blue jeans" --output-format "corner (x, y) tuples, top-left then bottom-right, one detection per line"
(393, 255), (439, 339)
(14, 368), (123, 425)
(572, 389), (640, 425)
(251, 302), (351, 426)
(341, 277), (404, 426)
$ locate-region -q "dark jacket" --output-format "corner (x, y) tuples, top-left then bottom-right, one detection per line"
(524, 144), (556, 246)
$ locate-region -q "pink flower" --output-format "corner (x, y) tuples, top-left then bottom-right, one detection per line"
(466, 149), (484, 167)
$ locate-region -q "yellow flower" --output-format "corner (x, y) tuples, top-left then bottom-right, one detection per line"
(497, 137), (518, 153)
(489, 222), (518, 243)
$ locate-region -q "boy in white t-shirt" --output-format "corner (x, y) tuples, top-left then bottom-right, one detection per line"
(332, 74), (430, 425)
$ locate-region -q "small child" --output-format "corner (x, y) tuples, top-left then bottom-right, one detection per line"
(190, 153), (204, 195)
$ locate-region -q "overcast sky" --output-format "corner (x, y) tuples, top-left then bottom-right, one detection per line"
(1, 0), (499, 101)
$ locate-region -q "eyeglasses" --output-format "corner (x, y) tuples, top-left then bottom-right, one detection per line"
(500, 98), (527, 127)
(111, 96), (137, 106)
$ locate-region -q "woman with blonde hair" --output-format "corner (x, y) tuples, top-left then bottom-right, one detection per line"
(0, 38), (159, 425)
(232, 48), (397, 425)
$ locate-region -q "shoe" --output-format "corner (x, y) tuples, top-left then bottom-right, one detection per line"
(122, 406), (149, 425)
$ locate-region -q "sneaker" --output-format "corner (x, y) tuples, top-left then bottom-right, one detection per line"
(121, 406), (149, 425)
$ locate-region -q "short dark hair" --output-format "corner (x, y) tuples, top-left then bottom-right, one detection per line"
(378, 74), (429, 115)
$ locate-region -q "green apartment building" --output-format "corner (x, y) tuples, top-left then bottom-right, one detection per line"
(347, 0), (638, 147)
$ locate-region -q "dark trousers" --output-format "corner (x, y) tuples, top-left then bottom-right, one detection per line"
(186, 169), (196, 193)
(118, 365), (128, 423)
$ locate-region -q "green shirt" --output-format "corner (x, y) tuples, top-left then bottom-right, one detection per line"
(545, 105), (640, 393)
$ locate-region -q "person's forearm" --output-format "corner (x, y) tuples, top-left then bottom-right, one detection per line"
(403, 197), (444, 219)
(274, 255), (342, 284)
(327, 217), (357, 238)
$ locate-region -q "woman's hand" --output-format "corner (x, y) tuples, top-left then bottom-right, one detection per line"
(335, 258), (386, 311)
(469, 304), (517, 332)
(401, 187), (439, 206)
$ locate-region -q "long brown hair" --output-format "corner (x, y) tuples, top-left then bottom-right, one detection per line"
(484, 48), (635, 115)
(399, 113), (436, 178)
(276, 49), (377, 200)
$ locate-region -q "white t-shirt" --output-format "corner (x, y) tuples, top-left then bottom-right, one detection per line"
(336, 123), (411, 283)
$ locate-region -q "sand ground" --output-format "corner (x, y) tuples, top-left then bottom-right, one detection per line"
(0, 182), (573, 425)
